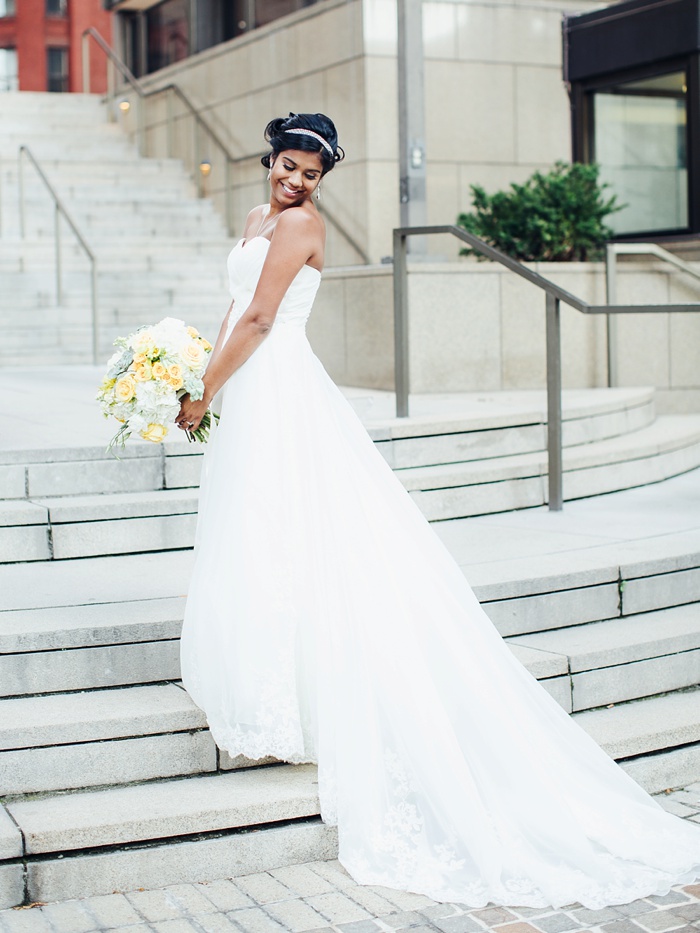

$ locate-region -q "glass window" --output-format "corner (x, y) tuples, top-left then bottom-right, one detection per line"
(0, 47), (18, 91)
(47, 47), (69, 92)
(46, 0), (67, 14)
(147, 0), (190, 73)
(0, 0), (16, 16)
(593, 71), (688, 235)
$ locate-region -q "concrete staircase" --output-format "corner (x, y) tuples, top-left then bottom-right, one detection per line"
(1, 386), (700, 908)
(0, 92), (234, 363)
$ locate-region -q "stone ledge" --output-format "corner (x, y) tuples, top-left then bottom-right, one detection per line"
(7, 764), (320, 855)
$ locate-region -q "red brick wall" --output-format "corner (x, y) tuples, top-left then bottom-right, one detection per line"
(0, 0), (113, 92)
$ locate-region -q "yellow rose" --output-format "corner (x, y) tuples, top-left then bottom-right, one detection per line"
(133, 361), (153, 382)
(170, 376), (184, 391)
(168, 364), (183, 380)
(186, 325), (200, 338)
(140, 423), (168, 443)
(133, 352), (148, 365)
(182, 342), (205, 367)
(199, 337), (213, 351)
(160, 372), (172, 385)
(114, 375), (136, 403)
(152, 362), (167, 380)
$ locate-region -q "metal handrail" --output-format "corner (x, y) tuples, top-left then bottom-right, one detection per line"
(393, 224), (700, 510)
(18, 146), (100, 365)
(605, 242), (700, 386)
(81, 28), (371, 262)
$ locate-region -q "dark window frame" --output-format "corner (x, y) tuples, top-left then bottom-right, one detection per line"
(570, 54), (699, 239)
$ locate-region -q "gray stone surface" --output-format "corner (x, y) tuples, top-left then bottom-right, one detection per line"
(505, 643), (568, 679)
(37, 489), (198, 524)
(51, 512), (197, 560)
(0, 806), (22, 860)
(0, 683), (204, 749)
(0, 596), (185, 653)
(0, 523), (50, 562)
(623, 568), (700, 616)
(484, 583), (620, 638)
(573, 690), (700, 760)
(24, 821), (337, 903)
(0, 729), (216, 795)
(508, 606), (700, 673)
(0, 639), (180, 696)
(622, 745), (700, 794)
(0, 863), (24, 911)
(571, 649), (700, 711)
(0, 464), (25, 500)
(27, 455), (163, 498)
(0, 549), (194, 613)
(9, 764), (321, 854)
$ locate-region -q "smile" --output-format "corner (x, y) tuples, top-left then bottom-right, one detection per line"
(280, 183), (303, 195)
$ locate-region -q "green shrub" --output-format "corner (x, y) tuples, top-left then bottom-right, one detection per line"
(456, 161), (622, 262)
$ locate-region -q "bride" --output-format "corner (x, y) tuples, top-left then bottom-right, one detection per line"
(177, 112), (700, 909)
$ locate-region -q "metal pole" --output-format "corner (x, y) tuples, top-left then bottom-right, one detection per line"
(397, 0), (427, 256)
(55, 204), (62, 306)
(546, 293), (563, 510)
(91, 259), (99, 365)
(605, 243), (618, 388)
(82, 32), (90, 94)
(393, 229), (410, 417)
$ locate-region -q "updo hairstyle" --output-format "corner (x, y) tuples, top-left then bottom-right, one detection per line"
(261, 112), (345, 176)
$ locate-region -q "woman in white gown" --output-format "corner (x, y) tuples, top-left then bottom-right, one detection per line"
(177, 112), (700, 909)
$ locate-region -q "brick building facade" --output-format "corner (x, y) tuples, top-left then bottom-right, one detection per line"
(0, 0), (112, 93)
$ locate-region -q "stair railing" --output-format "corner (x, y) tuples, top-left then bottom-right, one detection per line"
(18, 146), (100, 365)
(81, 28), (371, 263)
(393, 225), (700, 510)
(605, 242), (700, 387)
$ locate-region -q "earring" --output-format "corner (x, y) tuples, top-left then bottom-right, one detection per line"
(267, 168), (271, 180)
(315, 183), (322, 201)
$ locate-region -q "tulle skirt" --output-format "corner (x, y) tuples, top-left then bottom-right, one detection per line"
(180, 323), (700, 909)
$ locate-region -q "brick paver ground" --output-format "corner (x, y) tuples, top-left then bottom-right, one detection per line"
(2, 785), (699, 933)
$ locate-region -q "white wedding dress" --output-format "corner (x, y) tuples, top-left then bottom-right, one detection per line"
(180, 236), (700, 909)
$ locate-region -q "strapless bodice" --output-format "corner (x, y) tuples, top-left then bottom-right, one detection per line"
(226, 237), (321, 331)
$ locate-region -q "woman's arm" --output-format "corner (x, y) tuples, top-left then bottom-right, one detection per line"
(178, 208), (320, 430)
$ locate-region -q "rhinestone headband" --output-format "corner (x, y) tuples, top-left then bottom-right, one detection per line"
(285, 128), (334, 158)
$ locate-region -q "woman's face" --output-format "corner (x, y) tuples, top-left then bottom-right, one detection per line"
(269, 149), (324, 206)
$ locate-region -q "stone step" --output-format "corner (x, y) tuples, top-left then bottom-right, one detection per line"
(574, 688), (700, 793)
(405, 415), (700, 519)
(0, 689), (697, 909)
(0, 389), (658, 500)
(0, 764), (335, 907)
(1, 608), (696, 795)
(2, 418), (697, 562)
(507, 604), (700, 712)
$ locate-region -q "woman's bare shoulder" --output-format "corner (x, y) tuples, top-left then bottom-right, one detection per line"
(243, 204), (269, 237)
(274, 205), (324, 240)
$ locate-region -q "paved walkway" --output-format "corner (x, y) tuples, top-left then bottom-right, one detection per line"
(2, 785), (699, 933)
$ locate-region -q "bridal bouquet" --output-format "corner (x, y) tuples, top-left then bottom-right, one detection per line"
(97, 317), (216, 450)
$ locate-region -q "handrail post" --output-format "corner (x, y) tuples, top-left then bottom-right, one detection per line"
(82, 31), (90, 94)
(393, 229), (410, 417)
(546, 293), (563, 510)
(605, 243), (618, 387)
(54, 203), (62, 305)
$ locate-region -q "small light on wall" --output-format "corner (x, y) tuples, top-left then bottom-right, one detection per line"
(199, 160), (212, 177)
(410, 146), (424, 170)
(118, 99), (131, 113)
(683, 83), (688, 94)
